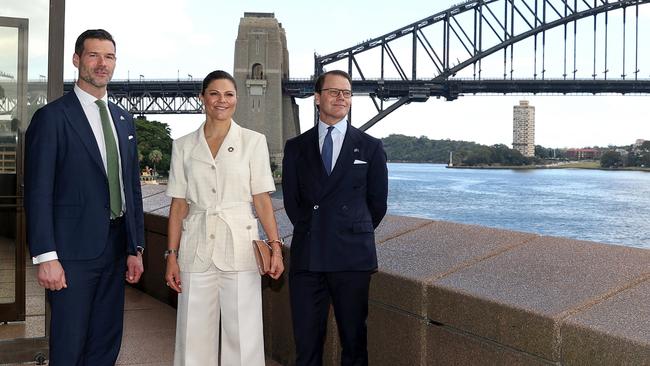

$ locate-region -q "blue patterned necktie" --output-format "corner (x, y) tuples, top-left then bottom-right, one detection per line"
(322, 126), (334, 175)
(95, 99), (122, 218)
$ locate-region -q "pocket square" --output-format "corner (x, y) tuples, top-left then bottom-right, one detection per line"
(353, 159), (367, 164)
(128, 135), (134, 140)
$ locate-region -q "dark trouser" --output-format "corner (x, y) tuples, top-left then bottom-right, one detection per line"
(47, 218), (127, 366)
(290, 270), (372, 366)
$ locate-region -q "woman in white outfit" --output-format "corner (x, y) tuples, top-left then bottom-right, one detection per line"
(164, 70), (284, 366)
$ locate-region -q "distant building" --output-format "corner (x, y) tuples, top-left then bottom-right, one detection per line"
(566, 148), (602, 160)
(512, 100), (535, 157)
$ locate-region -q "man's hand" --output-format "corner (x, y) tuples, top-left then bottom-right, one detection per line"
(126, 254), (144, 284)
(37, 260), (67, 291)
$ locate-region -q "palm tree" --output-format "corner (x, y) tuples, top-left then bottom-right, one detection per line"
(148, 149), (163, 177)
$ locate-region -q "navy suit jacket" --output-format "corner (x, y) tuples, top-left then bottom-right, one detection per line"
(25, 91), (144, 260)
(282, 123), (388, 272)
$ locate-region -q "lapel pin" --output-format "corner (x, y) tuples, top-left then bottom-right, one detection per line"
(120, 116), (125, 120)
(228, 147), (234, 152)
(353, 148), (359, 153)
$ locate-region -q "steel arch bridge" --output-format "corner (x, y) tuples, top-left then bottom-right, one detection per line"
(2, 0), (650, 130)
(289, 0), (650, 130)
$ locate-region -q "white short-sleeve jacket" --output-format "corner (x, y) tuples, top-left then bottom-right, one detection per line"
(166, 120), (275, 272)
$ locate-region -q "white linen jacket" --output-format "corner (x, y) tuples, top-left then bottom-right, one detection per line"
(166, 120), (275, 272)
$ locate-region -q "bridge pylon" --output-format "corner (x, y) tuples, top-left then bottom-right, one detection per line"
(233, 12), (300, 170)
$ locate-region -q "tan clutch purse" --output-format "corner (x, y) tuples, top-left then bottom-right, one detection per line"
(252, 240), (271, 275)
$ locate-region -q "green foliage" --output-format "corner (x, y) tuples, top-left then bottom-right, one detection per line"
(534, 145), (566, 159)
(382, 134), (534, 166)
(600, 150), (623, 168)
(135, 118), (172, 175)
(641, 141), (650, 151)
(382, 134), (482, 164)
(639, 152), (650, 168)
(148, 149), (163, 175)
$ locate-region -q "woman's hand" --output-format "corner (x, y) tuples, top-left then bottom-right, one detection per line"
(165, 256), (182, 293)
(268, 244), (285, 279)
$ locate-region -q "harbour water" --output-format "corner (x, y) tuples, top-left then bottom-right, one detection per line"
(387, 163), (650, 249)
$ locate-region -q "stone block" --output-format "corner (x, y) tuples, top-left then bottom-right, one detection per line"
(428, 236), (650, 360)
(140, 184), (167, 198)
(427, 324), (553, 366)
(561, 279), (650, 365)
(141, 186), (170, 213)
(375, 221), (535, 316)
(263, 236), (295, 365)
(368, 301), (428, 366)
(374, 214), (431, 244)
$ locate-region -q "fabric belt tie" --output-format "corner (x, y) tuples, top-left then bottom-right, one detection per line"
(187, 202), (252, 261)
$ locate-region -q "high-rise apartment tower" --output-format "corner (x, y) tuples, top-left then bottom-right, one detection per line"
(512, 100), (535, 157)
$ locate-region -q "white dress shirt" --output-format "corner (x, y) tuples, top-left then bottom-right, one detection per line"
(318, 118), (347, 173)
(33, 85), (126, 264)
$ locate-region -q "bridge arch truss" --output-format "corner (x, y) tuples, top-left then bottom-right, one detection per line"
(303, 0), (650, 130)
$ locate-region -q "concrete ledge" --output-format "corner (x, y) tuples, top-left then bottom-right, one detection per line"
(141, 186), (650, 365)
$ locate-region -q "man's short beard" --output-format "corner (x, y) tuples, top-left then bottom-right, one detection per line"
(80, 73), (109, 88)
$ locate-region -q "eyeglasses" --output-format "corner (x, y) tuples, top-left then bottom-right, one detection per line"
(320, 88), (352, 98)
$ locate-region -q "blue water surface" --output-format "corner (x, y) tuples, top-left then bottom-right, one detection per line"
(387, 163), (650, 249)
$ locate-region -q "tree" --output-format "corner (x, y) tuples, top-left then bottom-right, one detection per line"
(148, 149), (163, 176)
(600, 151), (623, 168)
(641, 141), (650, 151)
(135, 118), (172, 175)
(639, 153), (650, 168)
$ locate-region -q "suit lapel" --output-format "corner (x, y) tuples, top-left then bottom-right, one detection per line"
(215, 120), (242, 163)
(190, 122), (217, 165)
(62, 93), (106, 177)
(303, 127), (326, 182)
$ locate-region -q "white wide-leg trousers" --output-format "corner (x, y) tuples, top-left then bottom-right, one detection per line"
(174, 266), (264, 366)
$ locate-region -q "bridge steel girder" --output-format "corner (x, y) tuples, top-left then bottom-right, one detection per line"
(284, 78), (650, 98)
(313, 0), (650, 131)
(64, 80), (204, 115)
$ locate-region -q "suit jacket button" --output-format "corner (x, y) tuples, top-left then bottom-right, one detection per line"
(212, 188), (216, 193)
(210, 234), (215, 239)
(342, 205), (348, 210)
(313, 205), (319, 210)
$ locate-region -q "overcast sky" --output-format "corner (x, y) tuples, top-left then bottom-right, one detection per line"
(46, 0), (650, 147)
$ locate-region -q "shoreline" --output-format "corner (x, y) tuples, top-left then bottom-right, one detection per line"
(385, 160), (650, 172)
(446, 165), (650, 172)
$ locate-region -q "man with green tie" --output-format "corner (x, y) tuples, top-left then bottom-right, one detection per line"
(25, 29), (145, 365)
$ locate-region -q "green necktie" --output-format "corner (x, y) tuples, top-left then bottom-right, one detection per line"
(95, 99), (122, 218)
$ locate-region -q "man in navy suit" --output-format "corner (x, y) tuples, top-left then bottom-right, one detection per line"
(282, 70), (388, 366)
(25, 29), (144, 366)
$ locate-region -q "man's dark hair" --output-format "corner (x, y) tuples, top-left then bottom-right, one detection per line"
(314, 70), (352, 93)
(74, 29), (115, 56)
(201, 70), (238, 95)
